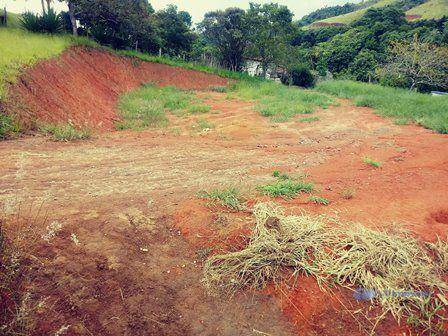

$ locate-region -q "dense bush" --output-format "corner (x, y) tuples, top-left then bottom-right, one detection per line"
(20, 9), (62, 34)
(282, 66), (315, 88)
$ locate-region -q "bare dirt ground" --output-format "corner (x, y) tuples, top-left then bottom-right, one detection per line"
(1, 91), (448, 335)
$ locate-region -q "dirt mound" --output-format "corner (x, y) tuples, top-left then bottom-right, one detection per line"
(6, 47), (228, 131)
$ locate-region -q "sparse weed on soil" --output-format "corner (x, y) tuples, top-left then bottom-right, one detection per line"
(363, 157), (382, 168)
(198, 187), (246, 211)
(341, 188), (355, 200)
(308, 196), (330, 205)
(299, 116), (320, 123)
(228, 79), (334, 122)
(203, 203), (448, 334)
(316, 80), (448, 134)
(195, 118), (214, 131)
(39, 123), (91, 141)
(258, 172), (314, 199)
(117, 84), (210, 130)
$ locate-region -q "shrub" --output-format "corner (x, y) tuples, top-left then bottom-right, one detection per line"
(20, 9), (62, 34)
(20, 12), (42, 32)
(282, 65), (316, 88)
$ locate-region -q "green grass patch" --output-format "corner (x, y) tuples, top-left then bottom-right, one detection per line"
(0, 29), (95, 102)
(187, 104), (211, 114)
(406, 0), (448, 20)
(197, 187), (245, 211)
(258, 173), (314, 199)
(229, 80), (334, 122)
(309, 196), (330, 205)
(39, 123), (91, 141)
(316, 80), (448, 134)
(0, 112), (21, 139)
(117, 84), (210, 130)
(363, 157), (382, 168)
(209, 85), (228, 93)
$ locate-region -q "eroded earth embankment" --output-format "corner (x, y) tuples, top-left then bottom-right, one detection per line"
(6, 47), (227, 130)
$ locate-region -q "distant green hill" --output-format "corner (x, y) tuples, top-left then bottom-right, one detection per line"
(317, 0), (397, 25)
(309, 0), (447, 27)
(406, 0), (448, 20)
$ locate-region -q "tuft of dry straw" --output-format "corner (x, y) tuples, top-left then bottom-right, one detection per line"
(321, 225), (447, 330)
(202, 202), (334, 295)
(202, 203), (448, 333)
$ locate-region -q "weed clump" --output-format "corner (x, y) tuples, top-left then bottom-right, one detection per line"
(308, 196), (330, 205)
(198, 188), (245, 211)
(363, 157), (382, 168)
(258, 172), (313, 198)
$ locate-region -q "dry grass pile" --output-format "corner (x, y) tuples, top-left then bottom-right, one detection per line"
(203, 203), (334, 294)
(202, 203), (448, 333)
(323, 225), (447, 332)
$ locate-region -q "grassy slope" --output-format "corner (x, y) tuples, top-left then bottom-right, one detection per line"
(316, 80), (448, 134)
(0, 29), (77, 101)
(319, 0), (397, 24)
(314, 0), (448, 25)
(406, 0), (448, 19)
(6, 12), (22, 28)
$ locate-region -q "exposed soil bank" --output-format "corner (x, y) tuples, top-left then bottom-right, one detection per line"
(6, 47), (228, 131)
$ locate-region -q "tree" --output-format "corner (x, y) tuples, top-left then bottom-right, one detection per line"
(57, 0), (77, 36)
(380, 36), (448, 90)
(245, 3), (295, 77)
(156, 5), (195, 57)
(198, 8), (248, 71)
(72, 0), (160, 52)
(41, 0), (46, 14)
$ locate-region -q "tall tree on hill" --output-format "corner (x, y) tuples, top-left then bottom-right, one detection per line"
(156, 5), (195, 57)
(198, 8), (248, 71)
(245, 3), (296, 77)
(72, 0), (160, 52)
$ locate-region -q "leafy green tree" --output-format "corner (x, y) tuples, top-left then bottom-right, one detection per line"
(156, 5), (195, 58)
(198, 8), (248, 71)
(245, 3), (295, 77)
(349, 49), (378, 82)
(72, 0), (160, 52)
(380, 36), (448, 90)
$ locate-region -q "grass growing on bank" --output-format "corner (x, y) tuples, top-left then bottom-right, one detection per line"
(198, 188), (245, 211)
(316, 80), (448, 134)
(0, 28), (95, 138)
(117, 84), (210, 130)
(39, 123), (91, 141)
(229, 80), (334, 122)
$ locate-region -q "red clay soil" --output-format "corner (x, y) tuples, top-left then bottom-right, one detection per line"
(6, 47), (227, 130)
(1, 85), (448, 333)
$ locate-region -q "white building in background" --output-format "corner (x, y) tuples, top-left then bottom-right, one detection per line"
(243, 58), (285, 82)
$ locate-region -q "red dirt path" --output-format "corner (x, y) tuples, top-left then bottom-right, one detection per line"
(1, 55), (447, 335)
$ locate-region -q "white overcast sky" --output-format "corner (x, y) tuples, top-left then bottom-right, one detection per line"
(2, 0), (362, 23)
